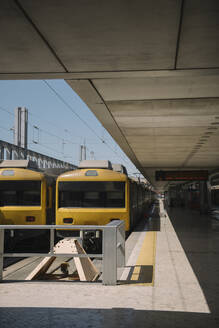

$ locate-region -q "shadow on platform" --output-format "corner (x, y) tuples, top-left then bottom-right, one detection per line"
(0, 306), (217, 328)
(166, 205), (219, 318)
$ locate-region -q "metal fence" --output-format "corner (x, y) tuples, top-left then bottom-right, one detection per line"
(0, 220), (125, 285)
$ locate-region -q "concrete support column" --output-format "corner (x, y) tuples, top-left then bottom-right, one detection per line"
(14, 107), (28, 149)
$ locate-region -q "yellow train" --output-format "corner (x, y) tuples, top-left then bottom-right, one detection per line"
(0, 160), (56, 247)
(0, 159), (153, 250)
(56, 160), (153, 250)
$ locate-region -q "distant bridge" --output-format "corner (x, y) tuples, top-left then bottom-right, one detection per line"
(0, 139), (76, 170)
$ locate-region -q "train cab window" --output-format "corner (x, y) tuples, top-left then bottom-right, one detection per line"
(84, 191), (103, 207)
(0, 180), (41, 206)
(106, 191), (125, 207)
(58, 181), (125, 208)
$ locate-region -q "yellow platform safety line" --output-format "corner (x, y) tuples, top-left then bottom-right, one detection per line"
(130, 231), (157, 286)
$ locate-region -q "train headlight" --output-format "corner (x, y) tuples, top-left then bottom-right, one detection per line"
(26, 216), (35, 222)
(63, 218), (73, 223)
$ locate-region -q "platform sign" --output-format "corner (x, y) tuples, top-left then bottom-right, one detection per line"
(155, 170), (208, 181)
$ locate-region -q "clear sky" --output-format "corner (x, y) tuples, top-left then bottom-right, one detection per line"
(0, 79), (140, 176)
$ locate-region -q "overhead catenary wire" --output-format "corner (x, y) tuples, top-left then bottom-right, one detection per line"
(28, 110), (82, 141)
(0, 106), (78, 163)
(32, 142), (68, 157)
(28, 120), (80, 146)
(42, 80), (135, 170)
(0, 105), (135, 173)
(27, 127), (78, 162)
(0, 88), (138, 173)
(0, 104), (82, 146)
(0, 101), (117, 159)
(43, 80), (104, 142)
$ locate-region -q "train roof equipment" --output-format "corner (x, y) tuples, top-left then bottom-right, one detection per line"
(112, 163), (128, 175)
(0, 160), (38, 169)
(79, 160), (112, 170)
(129, 176), (140, 183)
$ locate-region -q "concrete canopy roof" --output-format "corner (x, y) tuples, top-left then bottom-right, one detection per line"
(1, 0), (219, 190)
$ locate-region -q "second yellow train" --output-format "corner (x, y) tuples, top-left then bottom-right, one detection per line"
(56, 160), (154, 250)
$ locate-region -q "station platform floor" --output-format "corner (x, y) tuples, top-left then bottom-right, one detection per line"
(0, 200), (219, 327)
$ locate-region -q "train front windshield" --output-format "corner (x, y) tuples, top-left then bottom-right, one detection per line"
(58, 181), (125, 208)
(0, 180), (41, 206)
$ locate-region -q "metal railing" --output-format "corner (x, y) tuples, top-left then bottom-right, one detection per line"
(0, 220), (125, 285)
